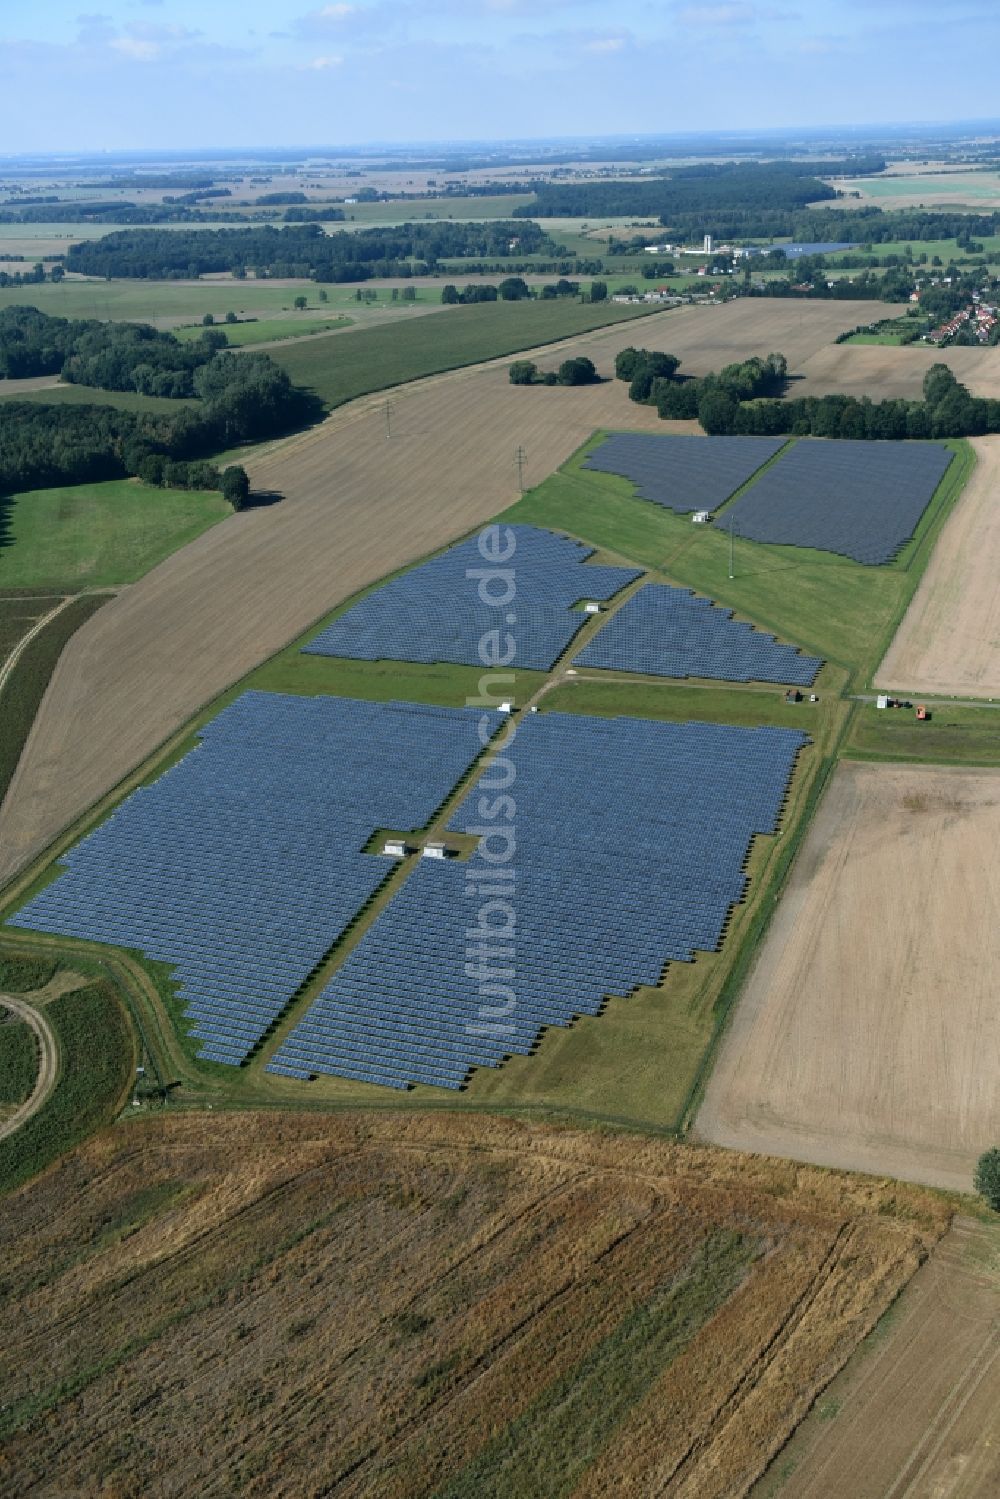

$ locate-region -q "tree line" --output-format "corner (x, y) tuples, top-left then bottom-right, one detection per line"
(63, 221), (553, 282)
(618, 347), (1000, 439)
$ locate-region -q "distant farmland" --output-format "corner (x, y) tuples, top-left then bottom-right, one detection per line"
(0, 1111), (948, 1498)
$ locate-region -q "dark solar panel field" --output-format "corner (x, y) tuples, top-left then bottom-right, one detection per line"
(574, 584), (822, 685)
(303, 524), (641, 671)
(725, 439), (954, 565)
(269, 713), (807, 1091)
(9, 693), (488, 1067)
(581, 432), (787, 513)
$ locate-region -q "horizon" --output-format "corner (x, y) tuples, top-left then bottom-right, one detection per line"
(4, 2), (1000, 153)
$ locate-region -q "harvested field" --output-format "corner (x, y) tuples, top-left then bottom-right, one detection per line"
(697, 761), (1000, 1191)
(876, 435), (1000, 698)
(0, 1111), (950, 1498)
(793, 342), (1000, 402)
(754, 1215), (1000, 1499)
(0, 298), (910, 887)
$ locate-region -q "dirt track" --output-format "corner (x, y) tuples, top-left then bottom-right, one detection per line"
(876, 436), (1000, 698)
(0, 298), (967, 887)
(756, 1216), (1000, 1499)
(0, 993), (57, 1142)
(696, 761), (1000, 1192)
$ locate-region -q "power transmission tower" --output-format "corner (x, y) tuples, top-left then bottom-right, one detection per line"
(384, 399), (394, 439)
(515, 445), (527, 494)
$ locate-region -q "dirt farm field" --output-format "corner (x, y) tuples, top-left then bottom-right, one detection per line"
(876, 436), (1000, 698)
(0, 1111), (949, 1498)
(754, 1216), (1000, 1499)
(696, 761), (1000, 1192)
(0, 297), (908, 886)
(792, 342), (1000, 402)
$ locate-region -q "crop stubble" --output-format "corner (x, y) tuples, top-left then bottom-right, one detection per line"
(876, 435), (1000, 697)
(696, 760), (1000, 1191)
(0, 1110), (948, 1498)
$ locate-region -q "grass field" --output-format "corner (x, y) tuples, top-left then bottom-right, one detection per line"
(0, 1110), (948, 1494)
(839, 172), (1000, 203)
(269, 298), (659, 408)
(0, 1020), (36, 1108)
(0, 278), (377, 323)
(0, 480), (229, 590)
(846, 701), (1000, 765)
(0, 978), (134, 1195)
(0, 382), (195, 414)
(174, 314), (351, 347)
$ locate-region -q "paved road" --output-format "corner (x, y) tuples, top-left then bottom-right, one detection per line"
(0, 993), (58, 1142)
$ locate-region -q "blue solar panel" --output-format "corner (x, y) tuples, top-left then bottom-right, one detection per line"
(581, 433), (786, 513)
(303, 524), (641, 670)
(9, 692), (490, 1066)
(269, 713), (808, 1091)
(725, 439), (954, 565)
(574, 584), (821, 685)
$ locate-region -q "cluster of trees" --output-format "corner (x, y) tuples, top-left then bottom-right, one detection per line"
(63, 221), (553, 282)
(509, 356), (599, 387)
(619, 348), (787, 418)
(0, 306), (227, 395)
(442, 277), (606, 304)
(0, 338), (317, 495)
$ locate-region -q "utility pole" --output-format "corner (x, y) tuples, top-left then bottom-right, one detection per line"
(384, 399), (393, 439)
(515, 445), (527, 494)
(729, 514), (735, 580)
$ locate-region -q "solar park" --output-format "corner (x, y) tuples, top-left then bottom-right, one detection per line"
(304, 523), (641, 670)
(2, 431), (965, 1100)
(268, 712), (807, 1089)
(724, 438), (955, 565)
(581, 432), (787, 513)
(573, 584), (822, 684)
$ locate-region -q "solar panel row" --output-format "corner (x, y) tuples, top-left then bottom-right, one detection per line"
(721, 439), (954, 565)
(581, 432), (787, 513)
(573, 584), (822, 685)
(268, 713), (808, 1091)
(304, 524), (641, 670)
(10, 692), (490, 1066)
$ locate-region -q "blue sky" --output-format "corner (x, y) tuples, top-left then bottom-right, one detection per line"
(1, 2), (997, 152)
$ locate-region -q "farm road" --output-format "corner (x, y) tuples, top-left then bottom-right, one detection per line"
(0, 993), (58, 1142)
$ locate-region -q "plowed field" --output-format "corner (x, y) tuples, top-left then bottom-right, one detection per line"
(696, 761), (1000, 1191)
(0, 1111), (948, 1498)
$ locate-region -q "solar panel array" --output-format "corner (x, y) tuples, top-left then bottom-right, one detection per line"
(303, 524), (641, 671)
(581, 433), (787, 513)
(574, 584), (821, 685)
(268, 713), (807, 1091)
(9, 692), (488, 1067)
(725, 439), (954, 565)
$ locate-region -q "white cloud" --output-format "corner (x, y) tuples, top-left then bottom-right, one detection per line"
(302, 53), (344, 67)
(110, 35), (160, 59)
(318, 3), (355, 16)
(585, 35), (626, 52)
